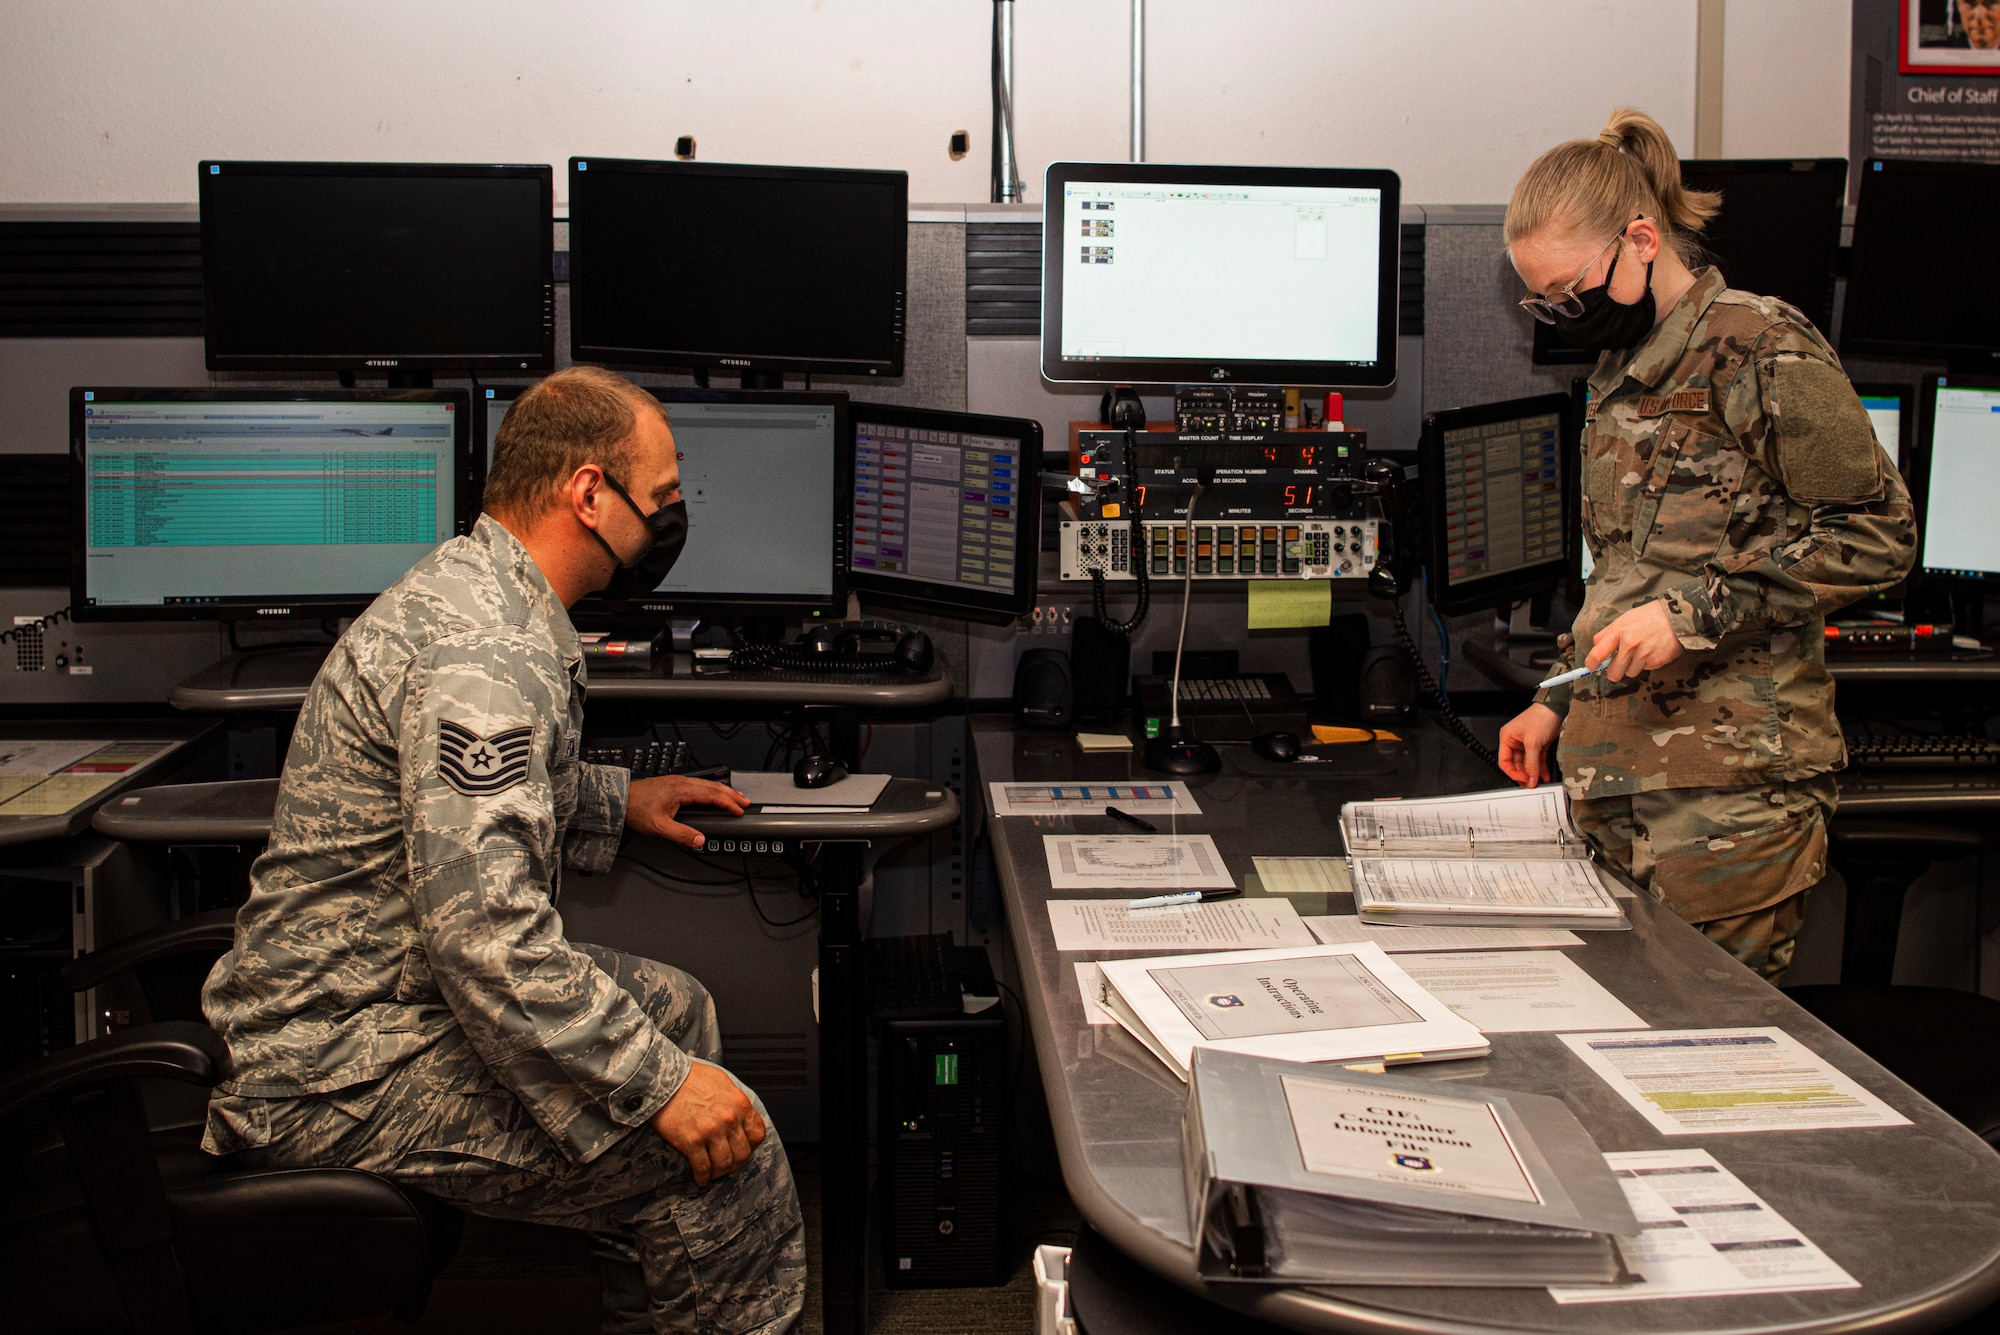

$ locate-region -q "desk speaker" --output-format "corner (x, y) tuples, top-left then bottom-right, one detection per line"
(1012, 649), (1073, 729)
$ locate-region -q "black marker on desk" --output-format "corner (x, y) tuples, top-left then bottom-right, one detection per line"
(1104, 805), (1157, 833)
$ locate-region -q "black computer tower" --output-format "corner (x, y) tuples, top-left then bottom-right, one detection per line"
(880, 1010), (1007, 1287)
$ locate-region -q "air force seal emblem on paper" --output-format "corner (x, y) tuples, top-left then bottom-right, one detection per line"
(438, 720), (532, 796)
(1206, 994), (1245, 1009)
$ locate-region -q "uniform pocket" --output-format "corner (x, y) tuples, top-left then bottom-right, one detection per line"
(669, 1144), (804, 1334)
(1635, 426), (1746, 571)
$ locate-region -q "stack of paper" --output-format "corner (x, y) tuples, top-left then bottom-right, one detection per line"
(1186, 1049), (1638, 1288)
(1340, 787), (1627, 929)
(1095, 941), (1488, 1081)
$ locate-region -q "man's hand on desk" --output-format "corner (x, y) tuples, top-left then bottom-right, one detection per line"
(627, 775), (748, 849)
(1499, 703), (1562, 788)
(1585, 600), (1684, 681)
(653, 1061), (767, 1186)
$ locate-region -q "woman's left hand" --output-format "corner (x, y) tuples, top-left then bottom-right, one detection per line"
(1584, 600), (1684, 682)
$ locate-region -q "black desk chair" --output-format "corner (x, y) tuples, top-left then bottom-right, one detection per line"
(0, 913), (463, 1332)
(1786, 819), (2000, 1148)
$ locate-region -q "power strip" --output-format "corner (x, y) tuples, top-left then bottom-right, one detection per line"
(1059, 518), (1379, 582)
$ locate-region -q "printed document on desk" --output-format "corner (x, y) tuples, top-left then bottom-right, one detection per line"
(1550, 1149), (1857, 1303)
(1351, 857), (1627, 929)
(1047, 898), (1314, 952)
(1097, 941), (1488, 1081)
(1396, 951), (1646, 1033)
(991, 781), (1199, 817)
(1306, 915), (1584, 952)
(1341, 785), (1583, 858)
(1560, 1028), (1912, 1135)
(1043, 834), (1233, 890)
(1253, 857), (1351, 896)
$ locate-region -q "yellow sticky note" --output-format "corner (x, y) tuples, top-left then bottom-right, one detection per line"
(1246, 580), (1330, 630)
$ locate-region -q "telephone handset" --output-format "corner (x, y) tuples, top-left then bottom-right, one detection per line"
(1363, 457), (1419, 599)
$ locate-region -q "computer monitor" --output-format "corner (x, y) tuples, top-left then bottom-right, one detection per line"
(567, 158), (907, 383)
(1421, 393), (1574, 616)
(1039, 162), (1402, 388)
(846, 403), (1043, 626)
(72, 388), (472, 621)
(1844, 159), (2000, 369)
(198, 162), (554, 376)
(1916, 375), (2000, 582)
(1679, 158), (1846, 331)
(1854, 382), (1914, 476)
(548, 390), (853, 620)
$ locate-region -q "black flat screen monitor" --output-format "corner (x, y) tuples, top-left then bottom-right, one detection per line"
(1679, 158), (1847, 331)
(198, 161), (554, 375)
(1844, 159), (2000, 368)
(847, 403), (1043, 625)
(475, 389), (854, 619)
(1421, 393), (1574, 616)
(72, 388), (472, 621)
(1854, 382), (1914, 477)
(567, 158), (907, 381)
(1916, 375), (2000, 582)
(1040, 162), (1402, 388)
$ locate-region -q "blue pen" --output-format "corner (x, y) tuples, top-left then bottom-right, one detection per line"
(1537, 662), (1607, 690)
(1127, 888), (1242, 910)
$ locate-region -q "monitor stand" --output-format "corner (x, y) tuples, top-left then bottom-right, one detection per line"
(1496, 594), (1560, 642)
(740, 372), (785, 391)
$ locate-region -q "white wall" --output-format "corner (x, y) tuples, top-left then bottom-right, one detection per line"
(1721, 0), (1852, 159)
(0, 1), (1851, 207)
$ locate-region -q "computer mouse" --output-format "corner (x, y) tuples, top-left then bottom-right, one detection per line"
(794, 754), (849, 788)
(1252, 730), (1301, 763)
(895, 630), (935, 674)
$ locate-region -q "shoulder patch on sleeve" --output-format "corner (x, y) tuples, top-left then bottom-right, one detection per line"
(439, 720), (533, 796)
(1768, 356), (1885, 505)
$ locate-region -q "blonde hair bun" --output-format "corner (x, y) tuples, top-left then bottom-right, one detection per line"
(1507, 108), (1721, 262)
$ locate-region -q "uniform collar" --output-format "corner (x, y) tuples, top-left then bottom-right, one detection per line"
(1588, 265), (1729, 399)
(472, 514), (582, 665)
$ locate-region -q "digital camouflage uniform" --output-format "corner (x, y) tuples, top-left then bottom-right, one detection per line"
(1534, 267), (1917, 981)
(202, 515), (804, 1335)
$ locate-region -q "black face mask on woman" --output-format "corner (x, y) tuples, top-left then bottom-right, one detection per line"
(1547, 250), (1657, 352)
(588, 473), (689, 600)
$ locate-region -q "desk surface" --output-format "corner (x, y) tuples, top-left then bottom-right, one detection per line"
(93, 774), (958, 847)
(975, 715), (2000, 1334)
(0, 720), (217, 848)
(170, 649), (952, 714)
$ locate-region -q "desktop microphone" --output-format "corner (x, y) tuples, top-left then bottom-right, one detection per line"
(1143, 467), (1222, 776)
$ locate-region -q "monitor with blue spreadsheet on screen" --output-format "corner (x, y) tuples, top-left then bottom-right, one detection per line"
(482, 386), (851, 619)
(72, 389), (472, 620)
(1918, 375), (2000, 582)
(1421, 393), (1574, 616)
(847, 404), (1042, 625)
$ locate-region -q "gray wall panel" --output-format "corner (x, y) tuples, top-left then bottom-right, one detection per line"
(0, 337), (208, 455)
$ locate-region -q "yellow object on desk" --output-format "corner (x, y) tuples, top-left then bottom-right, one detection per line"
(1246, 580), (1330, 629)
(1312, 725), (1400, 744)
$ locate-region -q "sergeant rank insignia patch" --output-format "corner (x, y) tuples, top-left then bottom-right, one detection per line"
(438, 720), (533, 796)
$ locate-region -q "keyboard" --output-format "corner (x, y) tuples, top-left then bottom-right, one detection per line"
(1177, 677), (1275, 703)
(583, 740), (700, 779)
(868, 932), (963, 1018)
(1847, 732), (2000, 769)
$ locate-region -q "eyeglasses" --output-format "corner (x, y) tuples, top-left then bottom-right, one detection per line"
(1518, 227), (1629, 324)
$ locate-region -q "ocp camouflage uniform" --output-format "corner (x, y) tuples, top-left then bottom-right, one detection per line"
(201, 514), (804, 1334)
(1534, 266), (1917, 981)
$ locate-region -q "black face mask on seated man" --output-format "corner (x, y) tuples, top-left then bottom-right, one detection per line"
(588, 473), (689, 600)
(1548, 250), (1657, 352)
